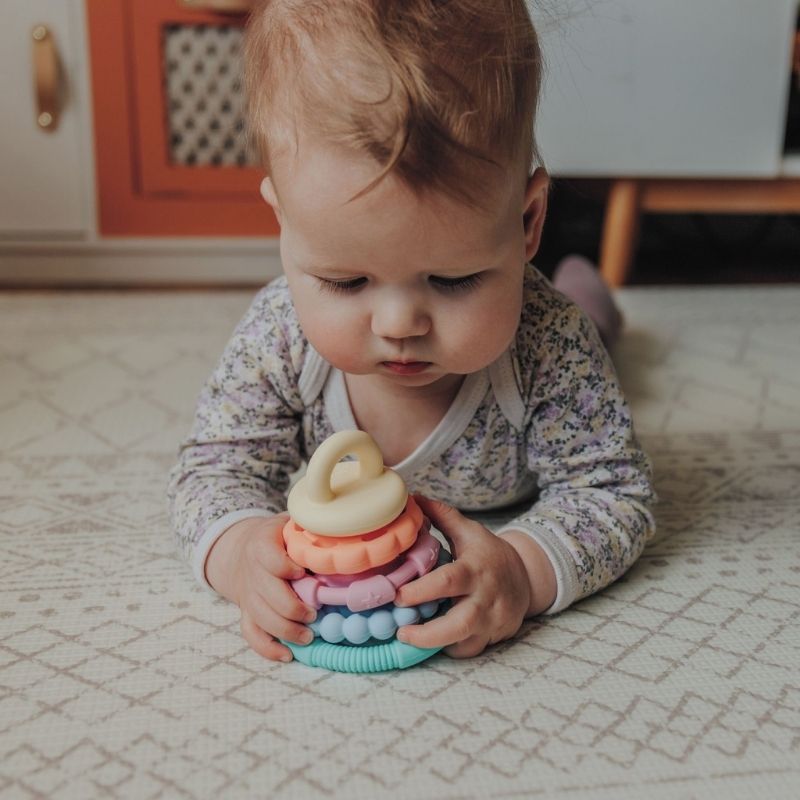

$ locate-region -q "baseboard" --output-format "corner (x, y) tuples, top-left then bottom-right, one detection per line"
(0, 240), (282, 286)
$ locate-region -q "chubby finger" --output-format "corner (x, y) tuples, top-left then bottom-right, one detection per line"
(250, 593), (314, 646)
(262, 575), (317, 624)
(258, 517), (305, 580)
(240, 612), (293, 662)
(413, 496), (473, 552)
(395, 560), (470, 607)
(444, 634), (490, 659)
(396, 599), (480, 650)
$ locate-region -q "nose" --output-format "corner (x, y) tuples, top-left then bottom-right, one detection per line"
(370, 290), (431, 340)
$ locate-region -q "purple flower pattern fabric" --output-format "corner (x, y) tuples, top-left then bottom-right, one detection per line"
(167, 266), (655, 612)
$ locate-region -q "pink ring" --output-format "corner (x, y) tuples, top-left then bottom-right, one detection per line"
(291, 529), (440, 612)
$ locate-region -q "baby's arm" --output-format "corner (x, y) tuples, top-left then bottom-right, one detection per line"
(398, 302), (653, 656)
(396, 496), (555, 658)
(167, 287), (304, 580)
(497, 302), (656, 614)
(204, 514), (316, 661)
(166, 286), (316, 659)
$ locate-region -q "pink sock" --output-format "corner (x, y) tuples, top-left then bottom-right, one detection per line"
(552, 255), (623, 348)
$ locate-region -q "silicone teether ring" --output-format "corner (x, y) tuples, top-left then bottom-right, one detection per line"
(283, 497), (423, 574)
(311, 600), (441, 644)
(291, 529), (441, 611)
(287, 430), (408, 536)
(305, 430), (384, 504)
(284, 638), (443, 673)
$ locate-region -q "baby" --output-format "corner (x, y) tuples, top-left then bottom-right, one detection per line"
(168, 0), (655, 663)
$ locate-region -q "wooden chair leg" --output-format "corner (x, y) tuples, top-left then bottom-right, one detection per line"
(600, 179), (642, 287)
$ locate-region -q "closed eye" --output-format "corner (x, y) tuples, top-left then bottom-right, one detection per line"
(316, 276), (367, 294)
(429, 273), (483, 292)
(316, 273), (483, 294)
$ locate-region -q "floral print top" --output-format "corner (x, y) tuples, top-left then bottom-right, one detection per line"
(167, 265), (655, 613)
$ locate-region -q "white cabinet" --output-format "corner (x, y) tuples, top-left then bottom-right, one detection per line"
(533, 0), (798, 177)
(0, 1), (91, 236)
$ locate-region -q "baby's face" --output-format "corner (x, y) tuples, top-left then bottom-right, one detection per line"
(262, 139), (547, 390)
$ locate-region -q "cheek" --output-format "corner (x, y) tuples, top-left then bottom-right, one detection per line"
(445, 290), (521, 367)
(291, 295), (369, 372)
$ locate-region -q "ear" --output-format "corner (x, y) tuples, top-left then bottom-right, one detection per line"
(260, 176), (282, 225)
(522, 168), (549, 261)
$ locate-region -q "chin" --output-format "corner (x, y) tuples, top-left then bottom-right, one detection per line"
(382, 368), (459, 388)
(383, 371), (441, 385)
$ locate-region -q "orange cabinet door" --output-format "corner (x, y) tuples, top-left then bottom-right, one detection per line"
(87, 0), (278, 236)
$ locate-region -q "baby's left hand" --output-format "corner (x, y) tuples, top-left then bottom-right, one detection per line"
(395, 496), (531, 658)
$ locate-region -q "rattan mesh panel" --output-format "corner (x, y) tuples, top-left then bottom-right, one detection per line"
(162, 23), (257, 167)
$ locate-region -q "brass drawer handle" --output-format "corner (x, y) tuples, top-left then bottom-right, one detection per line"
(179, 0), (256, 13)
(31, 24), (61, 132)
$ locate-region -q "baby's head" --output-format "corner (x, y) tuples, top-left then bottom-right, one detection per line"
(244, 0), (549, 386)
(245, 0), (544, 206)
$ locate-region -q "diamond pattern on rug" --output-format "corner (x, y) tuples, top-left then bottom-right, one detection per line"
(0, 286), (798, 799)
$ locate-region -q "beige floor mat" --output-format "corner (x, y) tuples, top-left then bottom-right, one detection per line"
(1, 285), (798, 799)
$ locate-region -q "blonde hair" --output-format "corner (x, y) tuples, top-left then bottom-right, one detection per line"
(244, 0), (543, 206)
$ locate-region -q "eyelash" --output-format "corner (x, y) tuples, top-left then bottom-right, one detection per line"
(316, 277), (367, 295)
(316, 274), (483, 295)
(429, 273), (483, 292)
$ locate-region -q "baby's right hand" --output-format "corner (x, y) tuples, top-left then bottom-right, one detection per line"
(205, 514), (316, 662)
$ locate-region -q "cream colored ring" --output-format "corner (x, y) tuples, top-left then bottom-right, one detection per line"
(287, 430), (408, 536)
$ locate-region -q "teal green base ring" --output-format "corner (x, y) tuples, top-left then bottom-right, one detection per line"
(284, 638), (442, 673)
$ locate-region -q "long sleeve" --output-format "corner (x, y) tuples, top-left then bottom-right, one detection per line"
(498, 299), (656, 614)
(167, 283), (306, 588)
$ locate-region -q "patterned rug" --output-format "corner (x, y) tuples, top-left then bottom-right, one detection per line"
(1, 284), (798, 799)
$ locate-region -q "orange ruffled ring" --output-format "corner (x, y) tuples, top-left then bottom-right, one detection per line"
(283, 497), (424, 575)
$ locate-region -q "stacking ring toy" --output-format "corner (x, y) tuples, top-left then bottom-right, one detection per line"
(280, 430), (451, 673)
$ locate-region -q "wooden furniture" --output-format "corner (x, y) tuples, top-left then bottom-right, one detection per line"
(1, 1), (89, 237)
(599, 26), (800, 286)
(1, 0), (798, 285)
(0, 0), (280, 285)
(600, 178), (800, 286)
(86, 0), (275, 237)
(534, 0), (800, 286)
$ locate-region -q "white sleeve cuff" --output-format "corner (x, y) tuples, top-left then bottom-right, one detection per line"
(496, 522), (580, 614)
(192, 508), (279, 592)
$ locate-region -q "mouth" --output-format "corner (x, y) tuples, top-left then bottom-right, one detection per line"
(381, 360), (431, 375)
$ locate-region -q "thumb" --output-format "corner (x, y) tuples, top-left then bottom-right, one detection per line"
(268, 513), (306, 574)
(413, 495), (469, 552)
(267, 512), (291, 543)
